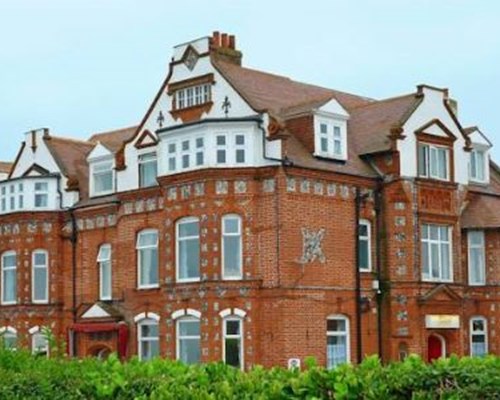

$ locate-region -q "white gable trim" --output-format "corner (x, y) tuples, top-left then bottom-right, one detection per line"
(87, 142), (113, 161)
(81, 303), (111, 319)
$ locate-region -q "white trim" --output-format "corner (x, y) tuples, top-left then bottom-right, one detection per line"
(468, 230), (486, 286)
(134, 311), (160, 323)
(136, 229), (159, 289)
(28, 325), (40, 335)
(233, 308), (247, 318)
(1, 250), (17, 305)
(186, 308), (201, 319)
(171, 309), (186, 320)
(0, 326), (17, 334)
(222, 316), (244, 370)
(221, 214), (243, 280)
(358, 219), (372, 272)
(219, 308), (232, 318)
(469, 316), (488, 356)
(133, 312), (147, 323)
(176, 217), (200, 283)
(31, 249), (49, 304)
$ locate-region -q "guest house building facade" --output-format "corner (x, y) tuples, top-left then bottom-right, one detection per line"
(0, 32), (498, 369)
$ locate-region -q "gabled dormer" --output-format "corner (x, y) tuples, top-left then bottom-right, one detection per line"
(87, 143), (115, 198)
(465, 126), (492, 184)
(313, 99), (349, 161)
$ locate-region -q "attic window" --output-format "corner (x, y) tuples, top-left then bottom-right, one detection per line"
(91, 161), (114, 196)
(175, 84), (211, 110)
(314, 117), (347, 161)
(469, 149), (487, 183)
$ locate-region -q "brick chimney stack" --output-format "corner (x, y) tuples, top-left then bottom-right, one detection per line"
(210, 31), (242, 66)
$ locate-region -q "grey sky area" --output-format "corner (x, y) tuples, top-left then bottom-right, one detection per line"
(1, 1), (499, 161)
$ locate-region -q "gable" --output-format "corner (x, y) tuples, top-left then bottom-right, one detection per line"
(87, 143), (113, 161)
(22, 163), (51, 177)
(415, 119), (456, 141)
(468, 128), (492, 148)
(417, 284), (462, 305)
(81, 303), (111, 319)
(134, 130), (158, 149)
(316, 98), (349, 119)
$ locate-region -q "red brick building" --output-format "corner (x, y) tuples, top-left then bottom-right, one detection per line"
(0, 32), (498, 369)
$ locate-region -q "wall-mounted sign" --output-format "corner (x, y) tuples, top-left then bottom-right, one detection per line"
(425, 315), (460, 329)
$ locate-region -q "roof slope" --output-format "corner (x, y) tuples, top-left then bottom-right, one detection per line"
(462, 193), (500, 229)
(0, 162), (12, 174)
(89, 125), (138, 153)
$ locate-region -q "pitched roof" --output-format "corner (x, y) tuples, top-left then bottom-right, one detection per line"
(89, 125), (138, 153)
(0, 162), (12, 174)
(462, 193), (500, 229)
(214, 59), (374, 115)
(44, 136), (94, 198)
(348, 94), (422, 155)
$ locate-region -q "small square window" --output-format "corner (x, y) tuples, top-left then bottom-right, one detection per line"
(320, 123), (328, 134)
(235, 135), (245, 145)
(217, 136), (226, 146)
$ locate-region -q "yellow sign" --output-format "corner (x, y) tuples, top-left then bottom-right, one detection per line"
(425, 315), (460, 329)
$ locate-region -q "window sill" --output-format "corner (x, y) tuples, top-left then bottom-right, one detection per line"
(0, 301), (17, 306)
(421, 278), (453, 283)
(177, 278), (201, 284)
(137, 285), (160, 290)
(468, 282), (486, 287)
(32, 300), (49, 305)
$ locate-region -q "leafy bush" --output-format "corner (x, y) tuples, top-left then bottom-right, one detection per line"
(0, 349), (499, 399)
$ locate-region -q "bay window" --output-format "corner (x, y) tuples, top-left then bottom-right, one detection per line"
(138, 318), (159, 361)
(223, 318), (243, 369)
(137, 230), (159, 288)
(32, 250), (48, 303)
(177, 317), (201, 364)
(222, 214), (242, 279)
(418, 143), (449, 181)
(421, 224), (452, 282)
(470, 317), (487, 357)
(138, 152), (158, 188)
(97, 244), (112, 300)
(468, 231), (485, 285)
(1, 251), (16, 305)
(326, 315), (350, 368)
(176, 217), (200, 282)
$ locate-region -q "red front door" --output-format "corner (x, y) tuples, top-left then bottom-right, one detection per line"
(428, 335), (444, 362)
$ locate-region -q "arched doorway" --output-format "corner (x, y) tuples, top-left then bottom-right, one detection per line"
(427, 334), (446, 362)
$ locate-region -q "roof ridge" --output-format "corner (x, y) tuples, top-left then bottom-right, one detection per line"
(350, 92), (417, 110)
(47, 135), (94, 146)
(90, 124), (139, 139)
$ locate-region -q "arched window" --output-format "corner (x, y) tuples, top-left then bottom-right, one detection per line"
(326, 315), (350, 369)
(137, 317), (159, 361)
(222, 214), (242, 280)
(176, 316), (201, 364)
(32, 250), (48, 303)
(97, 244), (112, 300)
(1, 251), (16, 305)
(0, 326), (17, 349)
(176, 217), (200, 282)
(470, 316), (488, 356)
(136, 230), (159, 289)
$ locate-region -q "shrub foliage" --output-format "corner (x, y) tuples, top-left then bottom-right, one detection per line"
(0, 350), (499, 399)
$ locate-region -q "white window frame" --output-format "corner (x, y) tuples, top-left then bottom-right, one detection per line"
(32, 249), (49, 304)
(418, 143), (450, 181)
(138, 152), (158, 188)
(0, 186), (6, 212)
(221, 214), (243, 280)
(468, 230), (486, 286)
(137, 318), (160, 361)
(176, 316), (201, 365)
(222, 317), (244, 370)
(97, 244), (112, 300)
(469, 148), (488, 183)
(32, 331), (49, 357)
(34, 181), (49, 208)
(358, 219), (372, 272)
(421, 224), (453, 282)
(314, 116), (348, 161)
(91, 160), (115, 197)
(470, 316), (488, 357)
(136, 229), (159, 289)
(175, 84), (211, 110)
(1, 251), (17, 305)
(326, 315), (350, 369)
(176, 217), (200, 283)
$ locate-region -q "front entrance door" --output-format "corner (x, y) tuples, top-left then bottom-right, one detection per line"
(428, 334), (445, 362)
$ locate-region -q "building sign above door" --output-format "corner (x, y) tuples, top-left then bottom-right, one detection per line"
(425, 315), (460, 329)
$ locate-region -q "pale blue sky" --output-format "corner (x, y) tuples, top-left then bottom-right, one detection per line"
(1, 1), (499, 161)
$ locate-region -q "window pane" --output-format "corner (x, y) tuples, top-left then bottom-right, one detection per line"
(179, 320), (200, 336)
(179, 338), (200, 364)
(472, 319), (485, 332)
(216, 136), (226, 146)
(418, 145), (428, 176)
(168, 157), (176, 171)
(217, 150), (226, 164)
(437, 149), (447, 179)
(196, 138), (204, 148)
(225, 338), (241, 368)
(196, 152), (204, 166)
(358, 240), (369, 270)
(235, 135), (245, 145)
(141, 323), (159, 338)
(137, 231), (158, 248)
(179, 239), (199, 279)
(320, 123), (327, 134)
(441, 243), (450, 280)
(139, 161), (157, 187)
(168, 143), (176, 153)
(34, 252), (46, 266)
(182, 140), (189, 151)
(223, 217), (240, 234)
(34, 267), (47, 301)
(327, 335), (347, 368)
(236, 149), (245, 163)
(179, 221), (199, 237)
(226, 320), (240, 335)
(321, 138), (328, 152)
(3, 333), (16, 349)
(327, 319), (346, 332)
(35, 182), (48, 191)
(422, 241), (429, 277)
(431, 243), (439, 278)
(94, 171), (113, 193)
(182, 155), (190, 169)
(224, 236), (241, 277)
(35, 194), (48, 208)
(477, 151), (485, 180)
(100, 260), (111, 299)
(3, 269), (16, 303)
(140, 248), (158, 286)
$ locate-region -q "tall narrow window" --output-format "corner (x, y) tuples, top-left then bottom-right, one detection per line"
(235, 135), (246, 164)
(421, 224), (452, 282)
(470, 317), (487, 357)
(326, 315), (350, 369)
(0, 187), (6, 212)
(333, 126), (342, 156)
(97, 244), (112, 300)
(168, 142), (177, 172)
(195, 137), (204, 166)
(222, 215), (242, 279)
(358, 219), (371, 272)
(0, 327), (17, 349)
(177, 317), (201, 364)
(223, 318), (243, 369)
(216, 135), (227, 164)
(34, 182), (49, 208)
(1, 251), (16, 305)
(32, 250), (48, 304)
(138, 153), (158, 188)
(468, 231), (485, 285)
(138, 318), (159, 361)
(137, 230), (159, 289)
(18, 183), (24, 209)
(181, 140), (190, 169)
(92, 161), (114, 196)
(418, 143), (449, 181)
(176, 218), (200, 282)
(470, 149), (486, 182)
(32, 332), (49, 357)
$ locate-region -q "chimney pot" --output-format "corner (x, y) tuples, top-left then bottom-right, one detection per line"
(212, 31), (220, 47)
(229, 35), (236, 49)
(221, 33), (229, 48)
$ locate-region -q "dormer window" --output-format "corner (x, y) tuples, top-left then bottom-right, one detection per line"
(138, 152), (158, 188)
(470, 149), (487, 183)
(418, 143), (449, 181)
(91, 161), (114, 196)
(314, 117), (347, 161)
(175, 84), (211, 110)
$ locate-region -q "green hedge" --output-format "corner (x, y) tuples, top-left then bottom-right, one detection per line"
(1, 350), (500, 399)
